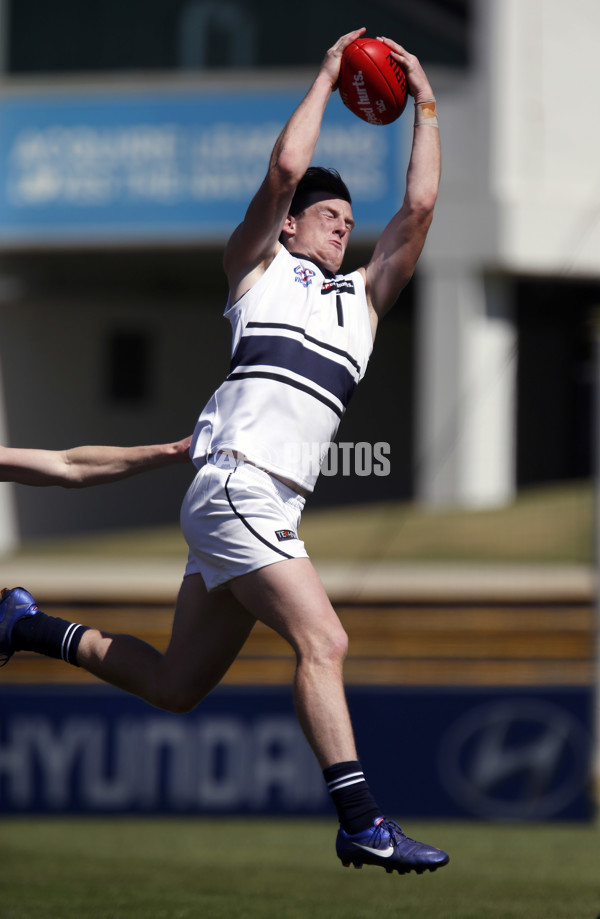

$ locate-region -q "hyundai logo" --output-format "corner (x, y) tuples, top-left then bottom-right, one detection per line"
(439, 698), (591, 819)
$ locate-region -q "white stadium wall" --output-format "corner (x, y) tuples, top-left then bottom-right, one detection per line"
(417, 0), (600, 507)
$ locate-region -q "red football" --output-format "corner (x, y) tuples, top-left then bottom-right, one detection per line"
(338, 38), (408, 126)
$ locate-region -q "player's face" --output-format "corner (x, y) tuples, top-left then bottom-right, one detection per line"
(285, 192), (355, 273)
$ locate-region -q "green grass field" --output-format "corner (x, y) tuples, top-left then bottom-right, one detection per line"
(1, 817), (599, 919)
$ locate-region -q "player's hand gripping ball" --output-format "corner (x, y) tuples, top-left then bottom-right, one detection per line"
(338, 38), (408, 125)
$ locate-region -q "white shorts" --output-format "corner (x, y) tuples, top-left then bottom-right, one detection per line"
(180, 456), (308, 591)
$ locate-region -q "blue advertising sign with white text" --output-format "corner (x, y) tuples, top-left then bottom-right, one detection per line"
(0, 88), (406, 243)
(0, 685), (592, 819)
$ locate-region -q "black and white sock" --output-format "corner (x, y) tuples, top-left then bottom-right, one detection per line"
(12, 612), (88, 666)
(323, 760), (383, 835)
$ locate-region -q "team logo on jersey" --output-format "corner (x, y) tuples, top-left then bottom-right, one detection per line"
(275, 528), (297, 541)
(294, 265), (316, 288)
(321, 279), (355, 296)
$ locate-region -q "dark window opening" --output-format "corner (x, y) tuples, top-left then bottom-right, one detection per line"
(516, 278), (600, 486)
(106, 330), (152, 404)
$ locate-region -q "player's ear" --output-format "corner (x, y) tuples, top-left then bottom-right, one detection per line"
(281, 213), (296, 240)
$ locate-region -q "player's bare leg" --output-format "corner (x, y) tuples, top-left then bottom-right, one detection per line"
(228, 557), (357, 767)
(227, 557), (449, 875)
(75, 572), (256, 710)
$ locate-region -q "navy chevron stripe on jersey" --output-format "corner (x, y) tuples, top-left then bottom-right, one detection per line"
(246, 321), (362, 373)
(229, 334), (358, 410)
(189, 247), (373, 493)
(227, 371), (344, 418)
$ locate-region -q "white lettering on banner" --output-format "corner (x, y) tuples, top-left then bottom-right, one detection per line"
(0, 719), (35, 807)
(82, 719), (146, 809)
(0, 714), (326, 812)
(189, 169), (264, 200)
(191, 124), (280, 159)
(137, 719), (195, 810)
(316, 127), (387, 197)
(0, 717), (101, 808)
(6, 117), (391, 209)
(196, 719), (248, 807)
(251, 717), (324, 808)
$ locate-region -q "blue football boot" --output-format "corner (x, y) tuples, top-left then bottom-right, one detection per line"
(336, 817), (449, 875)
(0, 587), (39, 664)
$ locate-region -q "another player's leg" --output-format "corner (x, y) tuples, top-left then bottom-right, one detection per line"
(229, 558), (449, 875)
(1, 575), (256, 712)
(76, 572), (256, 710)
(0, 587), (41, 665)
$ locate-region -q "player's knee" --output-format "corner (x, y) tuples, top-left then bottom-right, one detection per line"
(328, 623), (349, 663)
(302, 621), (348, 669)
(333, 626), (350, 664)
(162, 695), (198, 715)
(153, 683), (203, 714)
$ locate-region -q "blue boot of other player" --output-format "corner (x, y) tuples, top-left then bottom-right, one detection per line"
(0, 587), (39, 664)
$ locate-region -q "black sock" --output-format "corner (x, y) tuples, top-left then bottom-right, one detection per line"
(323, 760), (383, 835)
(12, 612), (88, 666)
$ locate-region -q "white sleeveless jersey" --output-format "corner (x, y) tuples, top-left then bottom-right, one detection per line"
(190, 246), (374, 492)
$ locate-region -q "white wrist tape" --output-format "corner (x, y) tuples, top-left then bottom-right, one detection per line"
(415, 99), (438, 127)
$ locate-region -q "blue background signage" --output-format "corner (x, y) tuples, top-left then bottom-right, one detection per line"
(0, 685), (592, 820)
(0, 89), (406, 242)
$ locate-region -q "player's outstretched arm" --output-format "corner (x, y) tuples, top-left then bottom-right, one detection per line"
(224, 28), (366, 302)
(0, 436), (192, 487)
(363, 39), (441, 324)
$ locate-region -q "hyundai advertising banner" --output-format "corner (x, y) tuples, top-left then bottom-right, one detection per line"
(0, 88), (406, 243)
(0, 685), (593, 820)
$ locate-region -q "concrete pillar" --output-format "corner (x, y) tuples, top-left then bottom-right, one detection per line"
(415, 266), (517, 508)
